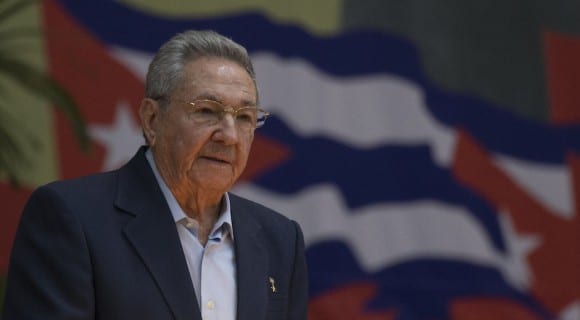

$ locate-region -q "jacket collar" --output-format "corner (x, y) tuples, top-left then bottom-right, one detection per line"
(115, 146), (202, 320)
(230, 194), (269, 320)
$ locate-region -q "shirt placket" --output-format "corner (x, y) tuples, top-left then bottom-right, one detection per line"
(201, 239), (218, 320)
(200, 231), (236, 320)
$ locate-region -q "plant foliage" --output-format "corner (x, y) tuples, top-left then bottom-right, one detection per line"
(0, 0), (90, 185)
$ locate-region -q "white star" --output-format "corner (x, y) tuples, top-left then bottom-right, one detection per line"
(89, 101), (144, 171)
(497, 209), (541, 290)
(560, 301), (580, 320)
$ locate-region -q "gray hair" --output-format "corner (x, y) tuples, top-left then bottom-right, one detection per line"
(145, 30), (258, 105)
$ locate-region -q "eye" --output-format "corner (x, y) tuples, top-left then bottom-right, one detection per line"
(197, 106), (216, 114)
(191, 100), (220, 115)
(236, 108), (258, 123)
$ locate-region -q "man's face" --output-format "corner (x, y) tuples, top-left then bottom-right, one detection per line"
(146, 57), (257, 196)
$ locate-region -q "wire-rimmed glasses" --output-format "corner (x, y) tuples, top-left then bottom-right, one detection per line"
(162, 98), (270, 131)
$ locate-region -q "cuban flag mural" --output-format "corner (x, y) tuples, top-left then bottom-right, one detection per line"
(1, 1), (580, 319)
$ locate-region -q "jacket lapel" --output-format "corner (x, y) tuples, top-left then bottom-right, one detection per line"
(231, 195), (269, 320)
(115, 147), (201, 320)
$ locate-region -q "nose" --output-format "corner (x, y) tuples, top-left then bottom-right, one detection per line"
(212, 113), (239, 145)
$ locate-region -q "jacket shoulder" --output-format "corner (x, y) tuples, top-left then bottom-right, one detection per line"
(41, 170), (118, 198)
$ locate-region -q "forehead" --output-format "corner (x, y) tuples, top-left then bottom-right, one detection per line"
(176, 57), (257, 104)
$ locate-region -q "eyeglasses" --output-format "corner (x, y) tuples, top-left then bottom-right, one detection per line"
(163, 98), (270, 130)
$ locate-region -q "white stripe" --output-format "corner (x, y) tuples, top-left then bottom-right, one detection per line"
(252, 53), (456, 167)
(233, 183), (499, 269)
(233, 183), (537, 289)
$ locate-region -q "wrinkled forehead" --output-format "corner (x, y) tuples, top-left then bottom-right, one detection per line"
(176, 56), (259, 103)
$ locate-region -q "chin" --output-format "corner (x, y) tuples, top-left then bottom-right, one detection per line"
(192, 176), (234, 192)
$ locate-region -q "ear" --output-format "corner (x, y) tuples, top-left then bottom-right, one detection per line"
(139, 98), (160, 146)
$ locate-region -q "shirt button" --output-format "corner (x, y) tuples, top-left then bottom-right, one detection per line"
(207, 300), (215, 310)
(186, 221), (195, 229)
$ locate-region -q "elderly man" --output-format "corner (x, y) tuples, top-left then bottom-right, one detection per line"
(2, 30), (308, 320)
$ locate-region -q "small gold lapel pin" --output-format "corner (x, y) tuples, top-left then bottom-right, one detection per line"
(268, 277), (277, 293)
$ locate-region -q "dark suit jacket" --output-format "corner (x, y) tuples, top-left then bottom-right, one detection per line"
(2, 147), (308, 320)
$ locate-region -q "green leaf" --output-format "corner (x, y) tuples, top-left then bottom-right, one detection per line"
(0, 55), (91, 152)
(0, 104), (34, 186)
(0, 27), (40, 48)
(0, 0), (38, 25)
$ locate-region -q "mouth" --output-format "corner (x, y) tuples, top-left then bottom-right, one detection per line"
(200, 155), (231, 165)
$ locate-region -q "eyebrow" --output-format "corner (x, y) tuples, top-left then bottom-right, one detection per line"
(194, 93), (257, 107)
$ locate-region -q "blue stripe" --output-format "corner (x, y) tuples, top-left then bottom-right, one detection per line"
(57, 0), (580, 163)
(307, 241), (553, 319)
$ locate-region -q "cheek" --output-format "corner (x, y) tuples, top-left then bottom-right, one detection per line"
(167, 127), (207, 165)
(237, 136), (254, 165)
(178, 135), (204, 159)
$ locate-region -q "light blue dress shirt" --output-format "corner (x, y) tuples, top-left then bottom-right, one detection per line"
(146, 150), (236, 320)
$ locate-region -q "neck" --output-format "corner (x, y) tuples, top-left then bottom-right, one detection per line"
(173, 186), (224, 245)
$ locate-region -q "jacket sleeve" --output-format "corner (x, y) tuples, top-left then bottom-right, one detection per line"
(2, 186), (95, 320)
(288, 220), (309, 320)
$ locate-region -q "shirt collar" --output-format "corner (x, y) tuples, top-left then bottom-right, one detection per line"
(145, 149), (234, 240)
